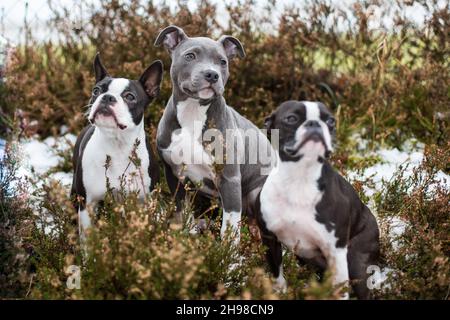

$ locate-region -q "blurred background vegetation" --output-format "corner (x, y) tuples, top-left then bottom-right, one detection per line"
(0, 0), (449, 299)
(1, 0), (448, 146)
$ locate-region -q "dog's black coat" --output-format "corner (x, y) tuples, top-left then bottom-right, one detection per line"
(71, 54), (161, 214)
(257, 100), (380, 299)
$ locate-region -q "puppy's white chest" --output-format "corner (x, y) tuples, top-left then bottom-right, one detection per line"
(260, 163), (335, 258)
(162, 98), (217, 194)
(82, 130), (151, 202)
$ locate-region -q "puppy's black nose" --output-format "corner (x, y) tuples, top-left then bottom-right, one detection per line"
(304, 120), (321, 128)
(204, 70), (219, 83)
(101, 94), (117, 103)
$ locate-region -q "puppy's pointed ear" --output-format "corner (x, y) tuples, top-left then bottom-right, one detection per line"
(154, 25), (188, 53)
(93, 53), (109, 83)
(139, 60), (163, 98)
(218, 35), (245, 60)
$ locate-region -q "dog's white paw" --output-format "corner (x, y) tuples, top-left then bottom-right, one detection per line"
(273, 274), (287, 294)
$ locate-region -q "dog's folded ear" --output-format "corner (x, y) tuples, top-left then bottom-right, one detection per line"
(218, 36), (245, 60)
(139, 60), (163, 98)
(154, 25), (188, 53)
(93, 53), (109, 83)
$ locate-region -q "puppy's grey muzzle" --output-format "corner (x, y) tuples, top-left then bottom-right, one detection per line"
(203, 69), (219, 84)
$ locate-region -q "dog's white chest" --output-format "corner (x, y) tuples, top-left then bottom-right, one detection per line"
(82, 129), (151, 202)
(260, 162), (336, 258)
(162, 98), (217, 195)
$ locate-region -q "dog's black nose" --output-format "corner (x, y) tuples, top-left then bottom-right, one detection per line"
(101, 94), (117, 103)
(304, 120), (321, 128)
(204, 70), (219, 83)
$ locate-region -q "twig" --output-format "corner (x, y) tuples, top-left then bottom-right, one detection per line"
(25, 273), (34, 298)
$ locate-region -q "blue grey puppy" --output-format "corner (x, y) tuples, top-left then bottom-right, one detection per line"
(154, 26), (275, 244)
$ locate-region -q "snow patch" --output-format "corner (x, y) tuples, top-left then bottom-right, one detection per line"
(348, 137), (449, 199)
(347, 136), (449, 255)
(17, 133), (76, 190)
(386, 216), (409, 251)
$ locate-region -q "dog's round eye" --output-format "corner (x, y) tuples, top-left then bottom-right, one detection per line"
(184, 53), (196, 61)
(285, 115), (298, 124)
(92, 87), (101, 96)
(124, 92), (136, 102)
(326, 117), (336, 127)
(220, 58), (227, 66)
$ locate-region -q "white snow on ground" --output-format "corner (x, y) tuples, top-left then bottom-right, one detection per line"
(17, 133), (76, 189)
(345, 135), (450, 289)
(347, 136), (449, 199)
(346, 136), (449, 250)
(14, 133), (76, 236)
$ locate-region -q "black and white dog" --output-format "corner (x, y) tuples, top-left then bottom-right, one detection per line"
(257, 100), (379, 299)
(154, 26), (275, 244)
(71, 54), (162, 244)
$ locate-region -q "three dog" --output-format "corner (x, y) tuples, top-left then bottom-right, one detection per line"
(71, 26), (379, 299)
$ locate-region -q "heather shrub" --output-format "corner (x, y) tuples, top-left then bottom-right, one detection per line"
(23, 177), (344, 300)
(3, 0), (448, 146)
(373, 144), (450, 299)
(0, 143), (33, 297)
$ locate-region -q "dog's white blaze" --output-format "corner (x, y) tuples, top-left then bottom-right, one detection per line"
(82, 120), (151, 203)
(108, 78), (130, 94)
(304, 101), (320, 120)
(304, 101), (333, 152)
(260, 156), (348, 291)
(163, 98), (217, 195)
(292, 101), (333, 154)
(221, 210), (241, 244)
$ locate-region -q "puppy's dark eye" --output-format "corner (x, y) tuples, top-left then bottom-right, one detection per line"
(285, 115), (298, 124)
(185, 53), (196, 61)
(92, 87), (101, 97)
(326, 117), (336, 127)
(124, 92), (136, 102)
(220, 58), (227, 66)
